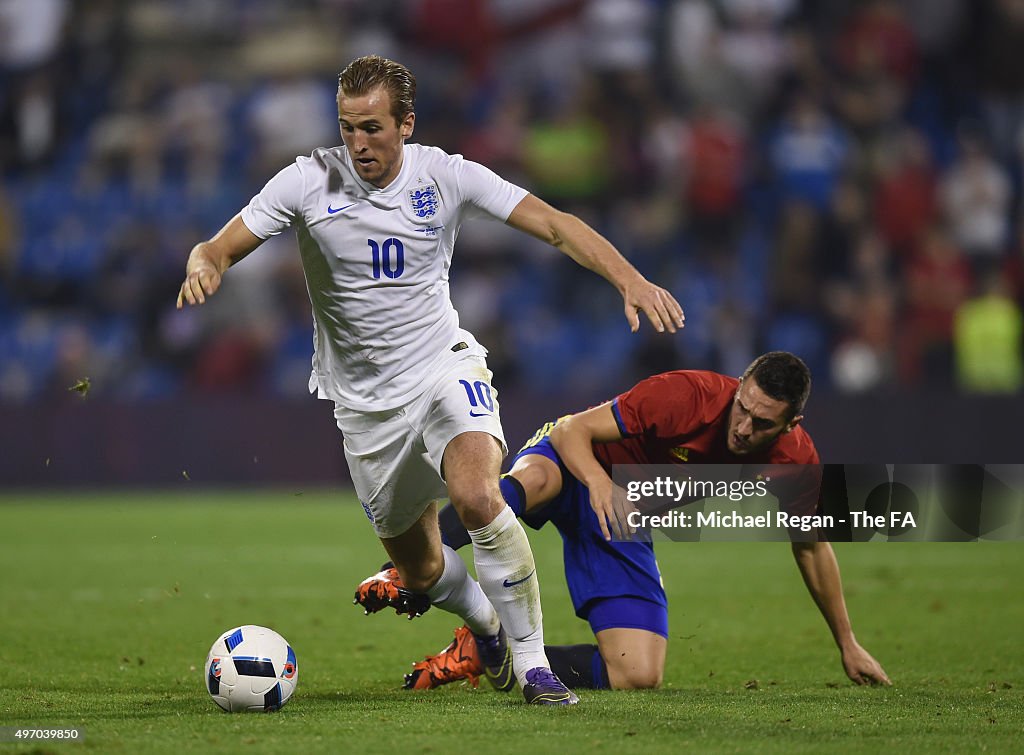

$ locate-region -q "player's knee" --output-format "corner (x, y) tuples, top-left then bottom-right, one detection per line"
(606, 659), (663, 690)
(448, 486), (503, 530)
(612, 669), (662, 690)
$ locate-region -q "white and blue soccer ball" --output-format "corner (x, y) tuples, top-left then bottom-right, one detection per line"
(204, 625), (298, 712)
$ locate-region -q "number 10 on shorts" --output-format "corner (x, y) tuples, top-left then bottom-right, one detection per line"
(460, 379), (494, 415)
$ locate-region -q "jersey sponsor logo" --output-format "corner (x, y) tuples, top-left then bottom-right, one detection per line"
(413, 225), (445, 236)
(502, 570), (535, 588)
(327, 203), (356, 215)
(409, 184), (439, 218)
(670, 446), (690, 462)
(360, 500), (375, 523)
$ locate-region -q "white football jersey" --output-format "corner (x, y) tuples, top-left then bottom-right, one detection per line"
(241, 143), (528, 410)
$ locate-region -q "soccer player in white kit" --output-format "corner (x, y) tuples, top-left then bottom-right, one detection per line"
(177, 55), (685, 705)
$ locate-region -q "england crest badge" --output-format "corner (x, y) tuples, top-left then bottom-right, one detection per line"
(409, 184), (439, 219)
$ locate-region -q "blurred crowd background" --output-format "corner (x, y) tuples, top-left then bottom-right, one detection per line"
(3, 0), (1024, 407)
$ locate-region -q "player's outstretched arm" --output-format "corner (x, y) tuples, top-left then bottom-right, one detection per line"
(176, 214), (264, 308)
(791, 541), (892, 686)
(549, 404), (635, 541)
(505, 195), (684, 334)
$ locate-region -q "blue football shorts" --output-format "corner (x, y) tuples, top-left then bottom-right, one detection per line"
(513, 428), (668, 639)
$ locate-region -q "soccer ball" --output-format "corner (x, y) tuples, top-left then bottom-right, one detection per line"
(204, 625), (298, 712)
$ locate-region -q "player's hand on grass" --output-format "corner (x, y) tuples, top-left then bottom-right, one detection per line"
(841, 641), (891, 686)
(621, 277), (685, 334)
(589, 478), (638, 541)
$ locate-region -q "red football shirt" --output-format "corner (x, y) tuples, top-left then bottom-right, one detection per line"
(594, 370), (821, 515)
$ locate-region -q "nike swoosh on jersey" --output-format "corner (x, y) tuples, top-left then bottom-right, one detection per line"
(469, 410), (491, 418)
(502, 570), (535, 588)
(327, 203), (356, 214)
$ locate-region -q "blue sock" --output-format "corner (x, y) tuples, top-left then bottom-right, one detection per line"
(438, 503), (471, 550)
(590, 646), (609, 689)
(498, 474), (526, 517)
(543, 644), (609, 689)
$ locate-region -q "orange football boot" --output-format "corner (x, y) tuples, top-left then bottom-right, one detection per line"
(403, 625), (485, 690)
(353, 564), (431, 619)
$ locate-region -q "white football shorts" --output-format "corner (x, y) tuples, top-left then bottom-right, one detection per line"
(334, 351), (507, 539)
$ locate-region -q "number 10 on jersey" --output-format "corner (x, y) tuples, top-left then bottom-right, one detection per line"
(368, 238), (405, 279)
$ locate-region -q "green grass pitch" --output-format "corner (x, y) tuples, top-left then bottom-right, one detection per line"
(1, 491), (1021, 754)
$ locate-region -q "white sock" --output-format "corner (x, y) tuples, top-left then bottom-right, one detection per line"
(425, 545), (500, 638)
(468, 505), (549, 686)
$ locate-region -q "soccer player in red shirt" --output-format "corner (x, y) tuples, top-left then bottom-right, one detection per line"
(356, 352), (890, 691)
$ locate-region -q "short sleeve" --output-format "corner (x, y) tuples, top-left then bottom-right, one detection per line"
(240, 162), (304, 239)
(613, 373), (706, 439)
(453, 157), (528, 221)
